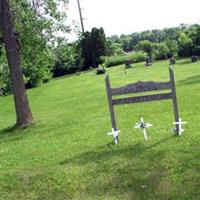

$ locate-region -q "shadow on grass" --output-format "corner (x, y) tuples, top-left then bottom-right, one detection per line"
(59, 136), (175, 199)
(60, 135), (174, 166)
(1, 125), (16, 134)
(0, 123), (36, 142)
(178, 75), (200, 86)
(0, 125), (25, 143)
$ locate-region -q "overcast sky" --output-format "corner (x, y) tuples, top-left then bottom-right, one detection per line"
(66, 0), (200, 41)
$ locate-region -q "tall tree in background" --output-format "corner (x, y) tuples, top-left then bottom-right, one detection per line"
(0, 0), (33, 127)
(91, 27), (107, 67)
(191, 26), (200, 55)
(80, 27), (107, 70)
(80, 31), (93, 70)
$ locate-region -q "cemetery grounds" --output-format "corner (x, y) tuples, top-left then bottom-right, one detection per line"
(0, 59), (200, 200)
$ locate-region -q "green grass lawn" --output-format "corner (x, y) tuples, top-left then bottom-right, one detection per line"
(0, 59), (200, 200)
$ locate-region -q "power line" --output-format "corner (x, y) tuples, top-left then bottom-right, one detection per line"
(77, 0), (85, 33)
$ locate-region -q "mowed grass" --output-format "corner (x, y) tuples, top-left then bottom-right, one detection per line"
(0, 59), (200, 200)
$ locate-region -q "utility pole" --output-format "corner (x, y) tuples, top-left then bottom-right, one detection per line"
(77, 0), (85, 33)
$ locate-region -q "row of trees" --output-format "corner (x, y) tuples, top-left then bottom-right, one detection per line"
(52, 24), (200, 78)
(52, 24), (200, 76)
(110, 24), (200, 58)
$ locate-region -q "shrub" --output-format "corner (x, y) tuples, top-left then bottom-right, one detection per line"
(96, 64), (107, 75)
(104, 52), (146, 67)
(0, 64), (11, 95)
(191, 55), (198, 63)
(153, 43), (169, 60)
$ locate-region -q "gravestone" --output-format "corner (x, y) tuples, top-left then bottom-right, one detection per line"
(169, 57), (176, 65)
(124, 60), (133, 69)
(124, 60), (133, 74)
(191, 55), (198, 63)
(145, 57), (152, 66)
(105, 67), (180, 143)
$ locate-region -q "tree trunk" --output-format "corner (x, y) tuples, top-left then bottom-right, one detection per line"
(0, 0), (33, 127)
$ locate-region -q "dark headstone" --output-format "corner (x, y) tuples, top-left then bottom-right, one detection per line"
(96, 64), (107, 75)
(145, 57), (152, 66)
(169, 57), (176, 65)
(124, 60), (133, 69)
(191, 55), (198, 63)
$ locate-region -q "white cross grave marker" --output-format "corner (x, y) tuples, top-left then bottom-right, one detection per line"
(134, 118), (152, 141)
(107, 128), (120, 144)
(173, 118), (187, 136)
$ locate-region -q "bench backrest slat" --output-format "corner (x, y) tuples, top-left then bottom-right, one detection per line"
(112, 92), (172, 105)
(111, 81), (171, 96)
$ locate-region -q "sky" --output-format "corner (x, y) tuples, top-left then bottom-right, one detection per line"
(66, 0), (200, 41)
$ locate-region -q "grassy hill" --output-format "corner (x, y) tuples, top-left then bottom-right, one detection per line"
(0, 59), (200, 200)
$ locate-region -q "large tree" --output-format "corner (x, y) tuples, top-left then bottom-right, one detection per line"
(0, 0), (33, 127)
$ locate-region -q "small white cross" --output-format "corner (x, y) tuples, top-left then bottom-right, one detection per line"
(107, 128), (120, 144)
(173, 118), (187, 136)
(134, 118), (152, 141)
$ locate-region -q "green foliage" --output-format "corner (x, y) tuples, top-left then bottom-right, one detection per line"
(52, 38), (79, 77)
(163, 27), (180, 40)
(12, 0), (69, 87)
(0, 45), (10, 95)
(136, 40), (154, 59)
(80, 31), (92, 69)
(22, 48), (54, 87)
(91, 28), (107, 66)
(153, 43), (169, 59)
(178, 33), (193, 56)
(1, 59), (200, 199)
(190, 25), (200, 55)
(104, 51), (146, 67)
(165, 39), (179, 57)
(0, 0), (69, 93)
(119, 35), (133, 52)
(108, 24), (200, 59)
(0, 63), (11, 95)
(80, 27), (107, 70)
(106, 39), (124, 56)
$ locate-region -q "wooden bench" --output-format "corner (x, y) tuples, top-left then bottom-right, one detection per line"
(105, 67), (180, 143)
